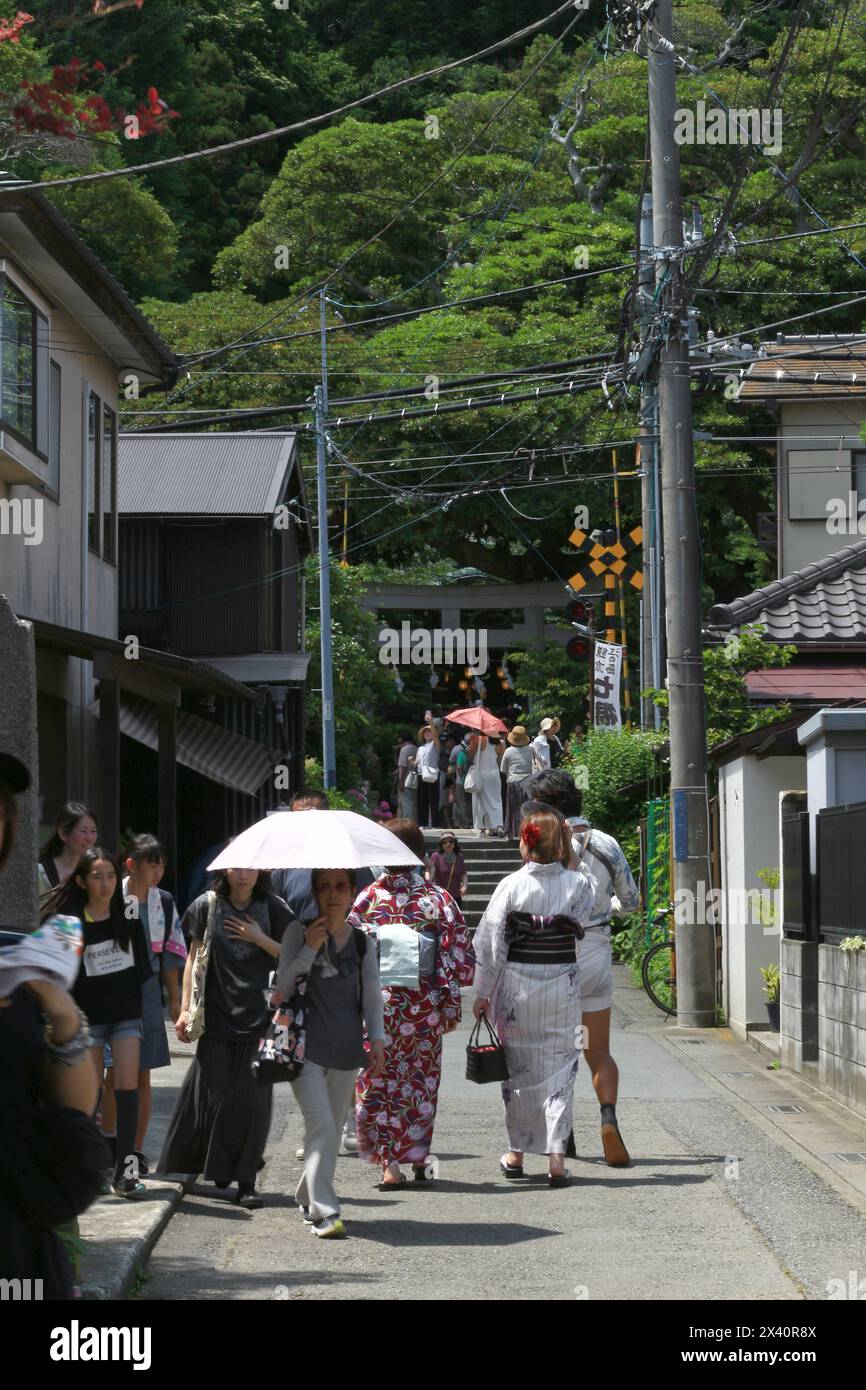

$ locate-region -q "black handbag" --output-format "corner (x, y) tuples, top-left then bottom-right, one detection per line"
(251, 971), (308, 1084)
(465, 1012), (509, 1084)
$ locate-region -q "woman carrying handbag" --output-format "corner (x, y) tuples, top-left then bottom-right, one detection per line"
(472, 809), (592, 1186)
(157, 868), (289, 1209)
(276, 868), (385, 1239)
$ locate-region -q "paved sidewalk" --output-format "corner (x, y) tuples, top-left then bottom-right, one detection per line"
(131, 966), (866, 1302)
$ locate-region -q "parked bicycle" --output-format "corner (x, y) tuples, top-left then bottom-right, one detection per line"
(641, 905), (677, 1016)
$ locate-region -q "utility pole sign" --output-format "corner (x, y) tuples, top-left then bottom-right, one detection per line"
(592, 641), (623, 729)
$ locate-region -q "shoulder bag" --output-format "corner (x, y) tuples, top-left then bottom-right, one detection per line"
(463, 763), (479, 792)
(466, 1012), (509, 1083)
(186, 890), (217, 1042)
(404, 768), (418, 790)
(253, 928), (368, 1083)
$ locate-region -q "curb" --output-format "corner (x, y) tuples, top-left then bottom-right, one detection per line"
(745, 1028), (782, 1063)
(79, 1175), (193, 1300)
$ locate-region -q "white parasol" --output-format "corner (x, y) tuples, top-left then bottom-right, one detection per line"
(206, 809), (423, 871)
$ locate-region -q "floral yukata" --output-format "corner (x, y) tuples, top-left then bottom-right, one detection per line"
(349, 871), (475, 1166)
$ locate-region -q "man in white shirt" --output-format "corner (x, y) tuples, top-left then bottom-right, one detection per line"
(523, 768), (639, 1168)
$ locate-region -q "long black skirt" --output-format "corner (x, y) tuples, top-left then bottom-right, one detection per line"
(157, 1035), (272, 1187)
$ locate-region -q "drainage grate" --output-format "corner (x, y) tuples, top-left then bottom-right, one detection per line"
(722, 1071), (754, 1077)
(678, 1039), (707, 1045)
(832, 1152), (866, 1163)
(766, 1104), (805, 1114)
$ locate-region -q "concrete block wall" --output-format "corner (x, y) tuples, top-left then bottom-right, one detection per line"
(816, 946), (866, 1117)
(780, 937), (818, 1075)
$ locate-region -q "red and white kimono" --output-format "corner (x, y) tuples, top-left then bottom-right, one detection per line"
(348, 871), (475, 1166)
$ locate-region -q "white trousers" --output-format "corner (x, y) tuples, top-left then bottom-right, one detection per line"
(291, 1062), (357, 1220)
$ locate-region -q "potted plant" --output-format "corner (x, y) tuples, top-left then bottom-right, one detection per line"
(760, 962), (781, 1032)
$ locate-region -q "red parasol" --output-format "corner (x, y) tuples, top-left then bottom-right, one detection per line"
(445, 707), (508, 735)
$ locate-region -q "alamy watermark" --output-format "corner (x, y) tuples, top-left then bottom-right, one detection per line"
(674, 882), (780, 933)
(379, 622), (488, 675)
(826, 494), (866, 535)
(0, 496), (42, 545)
(674, 101), (782, 156)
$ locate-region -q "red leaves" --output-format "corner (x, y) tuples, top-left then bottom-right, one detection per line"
(12, 62), (178, 141)
(3, 5), (177, 142)
(0, 12), (34, 44)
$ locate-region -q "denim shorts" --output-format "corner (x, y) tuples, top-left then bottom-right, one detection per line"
(89, 1017), (143, 1048)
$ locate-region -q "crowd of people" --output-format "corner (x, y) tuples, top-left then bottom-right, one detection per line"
(394, 705), (581, 833)
(1, 741), (637, 1285)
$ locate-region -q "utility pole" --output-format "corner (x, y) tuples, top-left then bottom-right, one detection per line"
(637, 191), (662, 730)
(315, 288), (337, 788)
(648, 0), (714, 1027)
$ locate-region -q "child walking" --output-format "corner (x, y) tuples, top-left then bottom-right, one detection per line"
(101, 835), (186, 1175)
(43, 847), (151, 1198)
(276, 868), (385, 1239)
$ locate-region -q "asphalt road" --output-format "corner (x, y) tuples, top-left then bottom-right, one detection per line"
(137, 968), (866, 1301)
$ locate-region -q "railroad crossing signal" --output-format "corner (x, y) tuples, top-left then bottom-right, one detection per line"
(568, 524), (643, 644)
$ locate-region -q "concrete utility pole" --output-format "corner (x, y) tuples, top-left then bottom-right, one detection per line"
(647, 0), (715, 1027)
(315, 289), (337, 789)
(637, 191), (662, 730)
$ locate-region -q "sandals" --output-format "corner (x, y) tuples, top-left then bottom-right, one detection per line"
(499, 1155), (525, 1179)
(601, 1123), (630, 1167)
(547, 1170), (571, 1188)
(378, 1169), (407, 1191)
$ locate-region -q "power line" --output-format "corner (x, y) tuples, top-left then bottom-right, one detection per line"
(10, 3), (584, 193)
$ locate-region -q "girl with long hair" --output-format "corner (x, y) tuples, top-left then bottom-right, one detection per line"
(472, 809), (592, 1186)
(37, 802), (97, 899)
(42, 847), (151, 1198)
(157, 867), (290, 1209)
(101, 835), (186, 1175)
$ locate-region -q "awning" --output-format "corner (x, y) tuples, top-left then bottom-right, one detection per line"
(29, 617), (253, 700)
(115, 694), (274, 795)
(201, 653), (310, 685)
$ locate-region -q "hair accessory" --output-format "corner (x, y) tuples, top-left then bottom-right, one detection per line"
(521, 822), (542, 849)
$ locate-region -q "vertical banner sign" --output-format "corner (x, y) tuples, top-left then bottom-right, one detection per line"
(593, 642), (622, 729)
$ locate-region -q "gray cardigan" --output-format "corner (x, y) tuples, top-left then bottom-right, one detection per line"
(276, 921), (385, 1044)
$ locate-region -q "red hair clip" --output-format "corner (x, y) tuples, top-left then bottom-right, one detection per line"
(521, 822), (541, 849)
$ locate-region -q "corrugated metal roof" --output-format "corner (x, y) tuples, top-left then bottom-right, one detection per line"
(118, 433), (297, 515)
(707, 538), (866, 644)
(737, 337), (866, 399)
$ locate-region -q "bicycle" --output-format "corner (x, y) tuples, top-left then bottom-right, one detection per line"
(641, 905), (677, 1016)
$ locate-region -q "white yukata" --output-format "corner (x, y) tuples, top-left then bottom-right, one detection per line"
(567, 819), (639, 1013)
(473, 861), (593, 1156)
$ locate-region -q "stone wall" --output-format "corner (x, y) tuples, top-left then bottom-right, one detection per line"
(817, 946), (866, 1116)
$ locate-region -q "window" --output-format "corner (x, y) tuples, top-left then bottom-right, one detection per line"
(87, 391), (100, 553)
(102, 403), (117, 563)
(853, 451), (866, 504)
(0, 274), (49, 457)
(48, 360), (60, 496)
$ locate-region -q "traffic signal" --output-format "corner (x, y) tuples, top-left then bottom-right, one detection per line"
(565, 599), (593, 661)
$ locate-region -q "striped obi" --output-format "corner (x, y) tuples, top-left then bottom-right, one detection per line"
(504, 910), (585, 965)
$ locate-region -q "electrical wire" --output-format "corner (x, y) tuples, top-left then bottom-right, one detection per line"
(10, 3), (585, 193)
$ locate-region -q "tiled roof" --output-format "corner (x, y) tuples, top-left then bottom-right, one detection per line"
(706, 538), (866, 644)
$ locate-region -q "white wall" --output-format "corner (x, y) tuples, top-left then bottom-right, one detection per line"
(719, 754), (806, 1036)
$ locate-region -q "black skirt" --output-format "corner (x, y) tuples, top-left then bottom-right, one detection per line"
(157, 1036), (273, 1187)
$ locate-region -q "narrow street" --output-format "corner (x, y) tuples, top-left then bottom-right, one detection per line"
(138, 964), (866, 1302)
